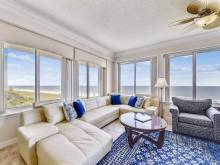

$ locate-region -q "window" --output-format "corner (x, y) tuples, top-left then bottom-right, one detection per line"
(79, 63), (87, 98)
(120, 63), (135, 95)
(119, 60), (151, 95)
(136, 61), (151, 95)
(4, 45), (35, 109)
(169, 50), (220, 103)
(89, 64), (99, 97)
(39, 55), (62, 101)
(78, 62), (100, 98)
(170, 55), (193, 99)
(197, 51), (220, 103)
(2, 43), (64, 111)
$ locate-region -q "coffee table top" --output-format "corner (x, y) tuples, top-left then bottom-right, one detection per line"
(120, 112), (167, 132)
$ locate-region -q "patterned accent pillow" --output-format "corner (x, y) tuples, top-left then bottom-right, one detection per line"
(63, 103), (78, 121)
(135, 97), (145, 109)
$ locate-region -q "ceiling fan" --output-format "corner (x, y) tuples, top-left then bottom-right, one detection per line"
(171, 0), (220, 32)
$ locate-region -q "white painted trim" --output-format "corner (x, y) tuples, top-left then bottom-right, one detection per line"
(0, 138), (17, 149)
(0, 1), (114, 60)
(0, 42), (4, 113)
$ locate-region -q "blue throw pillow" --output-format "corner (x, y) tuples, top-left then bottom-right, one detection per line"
(73, 100), (85, 118)
(128, 96), (137, 107)
(111, 95), (121, 105)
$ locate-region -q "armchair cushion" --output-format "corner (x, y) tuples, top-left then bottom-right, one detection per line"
(172, 97), (212, 115)
(179, 113), (213, 128)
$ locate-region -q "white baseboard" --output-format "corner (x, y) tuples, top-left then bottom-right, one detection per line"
(0, 138), (17, 149)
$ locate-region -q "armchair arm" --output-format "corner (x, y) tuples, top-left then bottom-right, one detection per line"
(206, 107), (220, 142)
(170, 104), (179, 132)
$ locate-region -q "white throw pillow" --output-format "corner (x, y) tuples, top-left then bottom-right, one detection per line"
(63, 103), (78, 121)
(43, 103), (65, 124)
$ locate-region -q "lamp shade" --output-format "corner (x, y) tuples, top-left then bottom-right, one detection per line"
(155, 78), (168, 88)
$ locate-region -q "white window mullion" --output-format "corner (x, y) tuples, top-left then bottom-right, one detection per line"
(35, 51), (40, 104)
(0, 43), (4, 113)
(134, 63), (136, 95)
(87, 63), (89, 98)
(193, 53), (197, 100)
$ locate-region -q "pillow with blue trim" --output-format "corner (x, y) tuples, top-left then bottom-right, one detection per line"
(128, 96), (137, 107)
(63, 103), (78, 121)
(135, 97), (145, 109)
(73, 100), (86, 118)
(111, 95), (121, 105)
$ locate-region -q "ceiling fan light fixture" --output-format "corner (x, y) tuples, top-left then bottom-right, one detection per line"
(194, 13), (218, 27)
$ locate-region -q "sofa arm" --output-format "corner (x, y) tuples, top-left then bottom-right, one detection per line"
(170, 104), (179, 132)
(17, 122), (58, 165)
(206, 107), (220, 142)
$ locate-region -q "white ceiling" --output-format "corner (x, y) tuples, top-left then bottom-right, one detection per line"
(6, 0), (220, 53)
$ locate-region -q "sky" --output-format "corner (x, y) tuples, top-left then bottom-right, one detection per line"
(120, 61), (151, 86)
(79, 63), (98, 86)
(170, 51), (220, 86)
(4, 48), (220, 87)
(5, 48), (61, 86)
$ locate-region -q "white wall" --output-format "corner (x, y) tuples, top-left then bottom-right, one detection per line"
(0, 21), (114, 148)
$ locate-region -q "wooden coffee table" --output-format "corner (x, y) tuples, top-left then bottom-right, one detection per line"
(120, 112), (167, 149)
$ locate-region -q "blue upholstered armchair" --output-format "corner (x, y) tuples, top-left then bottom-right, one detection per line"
(170, 97), (220, 143)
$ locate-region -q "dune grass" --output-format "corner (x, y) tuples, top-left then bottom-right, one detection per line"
(6, 89), (60, 109)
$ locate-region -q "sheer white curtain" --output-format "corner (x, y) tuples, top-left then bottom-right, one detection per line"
(151, 56), (158, 97)
(62, 58), (73, 103)
(0, 43), (4, 113)
(164, 54), (170, 101)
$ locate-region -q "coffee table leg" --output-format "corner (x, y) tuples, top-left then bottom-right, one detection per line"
(126, 128), (133, 148)
(156, 130), (165, 149)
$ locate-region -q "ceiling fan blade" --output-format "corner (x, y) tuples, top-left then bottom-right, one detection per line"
(203, 16), (220, 29)
(169, 17), (198, 26)
(181, 23), (198, 33)
(207, 1), (220, 12)
(187, 0), (205, 14)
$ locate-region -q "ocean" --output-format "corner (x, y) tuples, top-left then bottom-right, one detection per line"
(8, 86), (220, 102)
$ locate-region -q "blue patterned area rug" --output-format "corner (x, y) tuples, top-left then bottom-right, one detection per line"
(98, 131), (220, 165)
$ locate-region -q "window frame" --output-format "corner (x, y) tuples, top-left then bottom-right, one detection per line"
(168, 48), (220, 103)
(3, 43), (36, 110)
(35, 49), (63, 106)
(1, 43), (65, 112)
(78, 61), (100, 99)
(118, 59), (152, 95)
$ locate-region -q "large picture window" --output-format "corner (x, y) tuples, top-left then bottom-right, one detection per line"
(89, 64), (99, 97)
(196, 51), (220, 102)
(169, 50), (220, 103)
(2, 43), (64, 111)
(78, 62), (100, 98)
(39, 55), (62, 101)
(119, 60), (151, 95)
(4, 45), (35, 109)
(170, 55), (193, 99)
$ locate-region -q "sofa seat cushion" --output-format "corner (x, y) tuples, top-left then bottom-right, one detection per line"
(37, 134), (88, 165)
(113, 105), (158, 115)
(79, 106), (120, 125)
(178, 113), (213, 128)
(54, 120), (112, 165)
(18, 122), (58, 143)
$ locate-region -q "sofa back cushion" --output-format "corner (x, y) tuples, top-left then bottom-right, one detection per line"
(172, 97), (212, 115)
(43, 102), (65, 124)
(121, 95), (130, 105)
(22, 107), (46, 126)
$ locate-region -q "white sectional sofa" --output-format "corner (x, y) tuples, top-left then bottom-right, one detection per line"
(18, 95), (159, 165)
